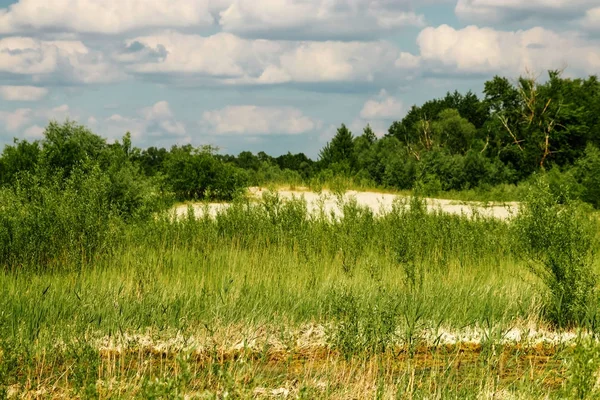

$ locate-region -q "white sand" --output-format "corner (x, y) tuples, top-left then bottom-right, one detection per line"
(174, 187), (520, 221)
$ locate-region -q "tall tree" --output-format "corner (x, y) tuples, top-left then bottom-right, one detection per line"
(431, 109), (477, 154)
(319, 124), (356, 173)
(0, 139), (41, 185)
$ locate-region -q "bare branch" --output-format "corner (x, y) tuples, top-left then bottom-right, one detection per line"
(498, 115), (524, 151)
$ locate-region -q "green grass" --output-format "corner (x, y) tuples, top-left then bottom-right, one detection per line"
(1, 187), (599, 398)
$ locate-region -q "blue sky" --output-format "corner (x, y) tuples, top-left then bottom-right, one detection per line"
(0, 0), (599, 157)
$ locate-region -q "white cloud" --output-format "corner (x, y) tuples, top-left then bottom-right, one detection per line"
(41, 104), (74, 122)
(360, 89), (404, 119)
(0, 36), (122, 84)
(0, 0), (218, 34)
(395, 52), (421, 69)
(0, 104), (78, 134)
(349, 89), (404, 139)
(0, 108), (32, 131)
(0, 101), (187, 143)
(141, 101), (186, 135)
(101, 101), (187, 141)
(141, 101), (175, 120)
(119, 32), (272, 77)
(0, 0), (423, 39)
(416, 25), (600, 76)
(219, 0), (424, 39)
(349, 119), (389, 138)
(253, 40), (400, 84)
(455, 0), (597, 23)
(122, 31), (402, 85)
(0, 85), (48, 101)
(23, 124), (45, 139)
(582, 7), (600, 32)
(202, 105), (318, 135)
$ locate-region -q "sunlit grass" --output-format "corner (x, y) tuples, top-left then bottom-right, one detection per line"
(1, 187), (599, 398)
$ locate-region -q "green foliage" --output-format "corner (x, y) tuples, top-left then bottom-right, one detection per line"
(164, 145), (248, 201)
(574, 144), (600, 208)
(3, 72), (600, 397)
(319, 123), (356, 173)
(69, 342), (100, 398)
(3, 69), (595, 206)
(0, 165), (122, 271)
(513, 176), (597, 327)
(563, 334), (600, 399)
(0, 138), (41, 186)
(40, 120), (107, 178)
(326, 289), (399, 359)
(431, 109), (477, 154)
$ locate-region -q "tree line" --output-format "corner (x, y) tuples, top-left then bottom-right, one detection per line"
(1, 70), (600, 212)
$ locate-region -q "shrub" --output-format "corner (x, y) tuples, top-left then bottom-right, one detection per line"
(574, 144), (600, 208)
(326, 289), (399, 359)
(164, 146), (248, 201)
(0, 165), (122, 271)
(513, 176), (597, 327)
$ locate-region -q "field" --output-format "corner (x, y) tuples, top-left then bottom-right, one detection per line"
(1, 182), (600, 399)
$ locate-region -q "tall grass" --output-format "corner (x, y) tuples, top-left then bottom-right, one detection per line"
(1, 171), (599, 397)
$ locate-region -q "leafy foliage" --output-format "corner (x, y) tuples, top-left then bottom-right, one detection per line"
(513, 176), (597, 327)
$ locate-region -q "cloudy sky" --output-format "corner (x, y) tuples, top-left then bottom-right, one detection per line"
(0, 0), (599, 157)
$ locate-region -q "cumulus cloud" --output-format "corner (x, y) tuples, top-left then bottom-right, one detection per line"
(219, 0), (424, 40)
(582, 7), (600, 32)
(346, 89), (405, 139)
(349, 119), (389, 138)
(455, 0), (597, 24)
(23, 124), (45, 139)
(0, 104), (74, 134)
(253, 40), (401, 84)
(101, 101), (187, 141)
(360, 89), (404, 119)
(0, 108), (32, 131)
(118, 32), (262, 77)
(202, 105), (318, 135)
(39, 104), (74, 122)
(0, 0), (423, 39)
(0, 36), (123, 84)
(121, 31), (402, 85)
(416, 25), (600, 76)
(0, 0), (219, 34)
(395, 52), (421, 70)
(0, 85), (48, 101)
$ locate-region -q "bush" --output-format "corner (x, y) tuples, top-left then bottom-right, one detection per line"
(326, 289), (398, 359)
(164, 146), (249, 201)
(513, 176), (597, 327)
(0, 165), (122, 271)
(574, 144), (600, 208)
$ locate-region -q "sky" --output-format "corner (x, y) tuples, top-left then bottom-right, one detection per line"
(0, 0), (599, 158)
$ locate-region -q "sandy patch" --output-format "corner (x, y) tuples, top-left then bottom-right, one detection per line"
(174, 187), (520, 221)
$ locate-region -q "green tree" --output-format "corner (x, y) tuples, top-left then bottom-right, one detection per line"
(40, 120), (107, 178)
(431, 109), (477, 154)
(0, 139), (41, 186)
(164, 145), (248, 201)
(319, 124), (357, 173)
(361, 124), (377, 145)
(354, 125), (379, 180)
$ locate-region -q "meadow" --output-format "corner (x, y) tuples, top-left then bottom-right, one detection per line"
(1, 173), (600, 399)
